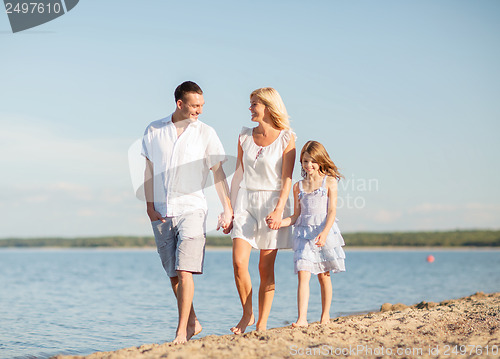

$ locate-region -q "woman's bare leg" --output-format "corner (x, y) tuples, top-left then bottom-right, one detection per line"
(231, 238), (255, 334)
(256, 249), (278, 331)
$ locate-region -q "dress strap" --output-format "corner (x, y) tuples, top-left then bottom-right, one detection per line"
(298, 180), (304, 192)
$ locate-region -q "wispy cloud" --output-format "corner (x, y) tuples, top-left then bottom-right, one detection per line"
(409, 202), (500, 214)
(0, 113), (130, 185)
(372, 209), (403, 223)
(0, 114), (145, 237)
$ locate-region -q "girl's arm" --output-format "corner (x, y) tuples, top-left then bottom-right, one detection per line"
(266, 134), (296, 230)
(315, 176), (338, 247)
(280, 182), (301, 227)
(221, 138), (244, 234)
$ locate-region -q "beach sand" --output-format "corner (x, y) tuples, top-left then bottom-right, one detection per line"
(53, 292), (499, 359)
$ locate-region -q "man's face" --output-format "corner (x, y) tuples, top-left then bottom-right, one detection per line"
(178, 92), (204, 121)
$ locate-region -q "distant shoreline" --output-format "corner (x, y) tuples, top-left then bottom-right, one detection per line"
(1, 229), (499, 248)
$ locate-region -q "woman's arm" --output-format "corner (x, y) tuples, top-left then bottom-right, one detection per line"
(230, 139), (244, 207)
(280, 182), (301, 227)
(266, 134), (296, 230)
(315, 176), (338, 247)
(221, 138), (244, 234)
(212, 162), (233, 230)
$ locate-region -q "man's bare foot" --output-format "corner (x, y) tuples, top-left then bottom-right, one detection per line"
(187, 319), (202, 340)
(320, 316), (330, 325)
(230, 313), (255, 335)
(292, 320), (308, 328)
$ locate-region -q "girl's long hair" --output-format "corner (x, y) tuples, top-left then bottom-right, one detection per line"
(250, 87), (290, 130)
(300, 140), (343, 181)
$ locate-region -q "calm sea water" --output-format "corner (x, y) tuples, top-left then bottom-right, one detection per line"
(0, 248), (499, 359)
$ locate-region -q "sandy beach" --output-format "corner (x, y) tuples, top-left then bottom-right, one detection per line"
(52, 292), (499, 359)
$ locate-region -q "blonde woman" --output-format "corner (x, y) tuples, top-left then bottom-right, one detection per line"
(227, 87), (296, 334)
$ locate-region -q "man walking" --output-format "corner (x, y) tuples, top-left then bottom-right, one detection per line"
(142, 81), (232, 344)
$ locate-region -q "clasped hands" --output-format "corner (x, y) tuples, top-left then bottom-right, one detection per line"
(266, 211), (327, 248)
(217, 209), (284, 233)
(265, 209), (282, 230)
(217, 210), (234, 234)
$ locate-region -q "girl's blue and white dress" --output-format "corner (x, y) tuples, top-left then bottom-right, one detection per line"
(293, 177), (346, 274)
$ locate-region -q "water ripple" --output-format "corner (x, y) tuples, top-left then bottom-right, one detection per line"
(0, 249), (498, 358)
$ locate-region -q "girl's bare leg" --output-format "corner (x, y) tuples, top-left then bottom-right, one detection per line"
(318, 271), (332, 324)
(292, 270), (311, 327)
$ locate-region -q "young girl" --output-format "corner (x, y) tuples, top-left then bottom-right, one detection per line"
(280, 140), (346, 327)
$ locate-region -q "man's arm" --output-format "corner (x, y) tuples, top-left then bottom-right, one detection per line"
(144, 158), (165, 222)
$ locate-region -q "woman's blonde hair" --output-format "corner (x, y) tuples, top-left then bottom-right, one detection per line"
(300, 140), (343, 181)
(250, 87), (290, 130)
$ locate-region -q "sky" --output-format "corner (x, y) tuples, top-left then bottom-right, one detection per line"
(1, 0), (499, 238)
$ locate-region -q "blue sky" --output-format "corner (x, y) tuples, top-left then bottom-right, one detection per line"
(1, 0), (499, 237)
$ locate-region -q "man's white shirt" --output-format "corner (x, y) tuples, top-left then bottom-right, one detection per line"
(141, 114), (226, 217)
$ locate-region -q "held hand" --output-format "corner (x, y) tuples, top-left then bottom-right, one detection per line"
(223, 221), (233, 235)
(147, 208), (165, 223)
(216, 213), (225, 231)
(265, 210), (282, 230)
(217, 210), (233, 231)
(266, 218), (282, 230)
(315, 232), (327, 247)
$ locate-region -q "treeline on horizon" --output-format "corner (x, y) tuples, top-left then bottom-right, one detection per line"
(0, 230), (499, 248)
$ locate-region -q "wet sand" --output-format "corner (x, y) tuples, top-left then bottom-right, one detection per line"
(53, 292), (499, 359)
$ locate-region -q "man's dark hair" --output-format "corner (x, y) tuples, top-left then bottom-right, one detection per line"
(174, 81), (203, 102)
